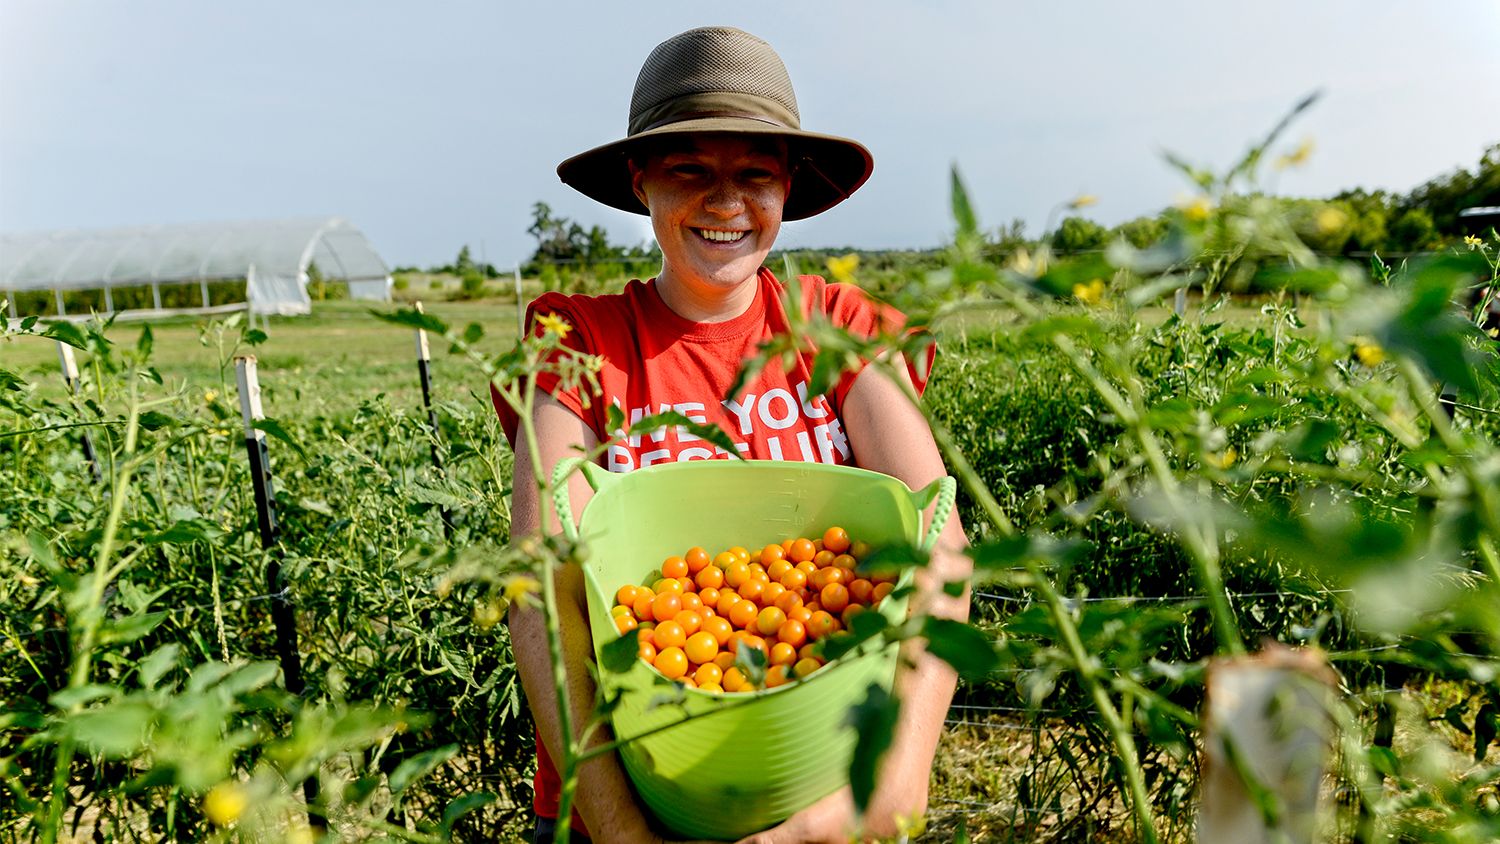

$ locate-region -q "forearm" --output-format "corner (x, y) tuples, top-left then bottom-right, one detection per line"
(509, 589), (661, 842)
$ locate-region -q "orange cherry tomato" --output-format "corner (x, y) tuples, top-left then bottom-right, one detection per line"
(636, 627), (655, 648)
(848, 579), (874, 605)
(685, 631), (720, 664)
(761, 582), (787, 608)
(684, 546), (711, 572)
(832, 554), (858, 572)
(793, 657), (822, 678)
(699, 682), (724, 694)
(765, 664), (790, 688)
(728, 600), (759, 630)
(812, 550), (837, 569)
(653, 578), (684, 595)
(806, 611), (837, 640)
(632, 594), (656, 622)
(716, 590), (743, 616)
(767, 559), (793, 581)
(773, 591), (803, 615)
(698, 586), (720, 606)
(849, 540), (871, 560)
(712, 651), (736, 671)
(653, 620), (687, 650)
(638, 642), (657, 662)
(722, 666), (748, 692)
(695, 565), (725, 591)
(616, 584), (644, 607)
(673, 610), (703, 637)
(703, 615), (734, 646)
(651, 592), (683, 623)
(778, 568), (807, 592)
(694, 662), (724, 687)
(769, 641), (797, 666)
(654, 647), (688, 680)
(614, 614), (637, 634)
(788, 538), (816, 564)
(759, 544), (786, 566)
(788, 605), (812, 625)
(841, 603), (865, 628)
(661, 555), (689, 579)
(777, 619), (807, 649)
(822, 526), (851, 554)
(724, 561), (751, 588)
(713, 551), (738, 571)
(820, 583), (850, 615)
(780, 538), (796, 554)
(755, 606), (786, 637)
(872, 582), (895, 603)
(795, 561), (818, 579)
(680, 592), (703, 612)
(729, 546), (751, 564)
(737, 577), (765, 604)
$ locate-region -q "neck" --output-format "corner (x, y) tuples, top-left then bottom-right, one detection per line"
(654, 266), (761, 323)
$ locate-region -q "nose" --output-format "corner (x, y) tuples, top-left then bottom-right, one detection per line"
(703, 176), (745, 217)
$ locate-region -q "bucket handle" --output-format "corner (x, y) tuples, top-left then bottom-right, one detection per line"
(550, 457), (616, 542)
(911, 475), (958, 552)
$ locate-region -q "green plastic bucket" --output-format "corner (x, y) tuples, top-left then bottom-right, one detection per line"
(554, 459), (955, 840)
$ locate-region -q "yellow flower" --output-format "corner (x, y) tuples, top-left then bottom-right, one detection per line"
(1464, 235), (1484, 249)
(1274, 138), (1315, 170)
(1072, 278), (1106, 306)
(1354, 339), (1386, 367)
(1179, 195), (1213, 223)
(504, 574), (541, 604)
(202, 389), (218, 404)
(1068, 194), (1099, 210)
(825, 253), (860, 284)
(203, 782), (249, 826)
(1487, 327), (1498, 339)
(1007, 248), (1036, 275)
(1316, 206), (1347, 235)
(472, 599), (504, 630)
(535, 313), (573, 339)
(1208, 447), (1238, 469)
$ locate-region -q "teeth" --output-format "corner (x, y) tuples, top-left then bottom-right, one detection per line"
(698, 229), (746, 243)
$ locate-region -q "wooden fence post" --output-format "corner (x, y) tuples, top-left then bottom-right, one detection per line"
(57, 341), (103, 484)
(234, 355), (319, 827)
(412, 302), (453, 538)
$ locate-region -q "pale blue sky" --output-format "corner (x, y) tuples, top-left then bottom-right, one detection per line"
(2, 1), (1497, 269)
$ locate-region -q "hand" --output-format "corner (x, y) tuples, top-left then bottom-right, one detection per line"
(734, 787), (857, 844)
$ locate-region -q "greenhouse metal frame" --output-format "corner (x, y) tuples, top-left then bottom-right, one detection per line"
(1, 217), (392, 321)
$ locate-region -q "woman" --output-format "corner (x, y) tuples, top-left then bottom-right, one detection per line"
(501, 27), (969, 844)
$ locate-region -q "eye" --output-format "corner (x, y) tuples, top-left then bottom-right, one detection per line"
(668, 163), (708, 178)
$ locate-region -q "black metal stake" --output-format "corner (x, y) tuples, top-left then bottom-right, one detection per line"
(235, 355), (320, 828)
(413, 302), (454, 538)
(57, 341), (103, 485)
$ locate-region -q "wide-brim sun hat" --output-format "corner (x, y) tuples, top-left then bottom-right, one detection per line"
(557, 26), (874, 222)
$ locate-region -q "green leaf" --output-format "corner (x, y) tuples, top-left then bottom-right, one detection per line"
(969, 534), (1092, 571)
(244, 328), (268, 347)
(734, 640), (768, 689)
(601, 628), (640, 675)
(67, 701), (155, 757)
(845, 683), (901, 813)
(42, 321), (88, 349)
(138, 645), (181, 690)
(462, 323), (484, 345)
(50, 684), (122, 709)
(441, 792), (498, 833)
(0, 366), (25, 392)
(920, 618), (1001, 681)
(389, 744), (458, 796)
(626, 410), (741, 459)
(253, 417), (306, 458)
(950, 165), (978, 240)
(142, 519), (224, 545)
(371, 307), (449, 336)
(1475, 703), (1498, 764)
(138, 411), (175, 431)
(98, 611), (168, 646)
(135, 324), (153, 358)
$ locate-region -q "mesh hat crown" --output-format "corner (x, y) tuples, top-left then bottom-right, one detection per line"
(557, 27), (873, 222)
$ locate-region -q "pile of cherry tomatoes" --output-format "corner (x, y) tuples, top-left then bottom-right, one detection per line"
(608, 526), (896, 693)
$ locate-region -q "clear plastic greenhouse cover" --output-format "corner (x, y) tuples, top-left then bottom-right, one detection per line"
(1, 217), (392, 316)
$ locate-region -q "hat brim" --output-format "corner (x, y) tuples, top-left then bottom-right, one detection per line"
(556, 118), (873, 222)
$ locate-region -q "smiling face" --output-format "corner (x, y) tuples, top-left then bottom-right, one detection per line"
(630, 134), (790, 312)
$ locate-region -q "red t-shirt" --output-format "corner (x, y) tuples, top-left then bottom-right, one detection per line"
(492, 267), (933, 826)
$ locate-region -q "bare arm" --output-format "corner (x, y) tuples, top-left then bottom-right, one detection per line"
(507, 392), (667, 843)
(842, 357), (969, 837)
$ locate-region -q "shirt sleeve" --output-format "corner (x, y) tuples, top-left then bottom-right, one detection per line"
(489, 293), (598, 449)
(813, 278), (937, 409)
